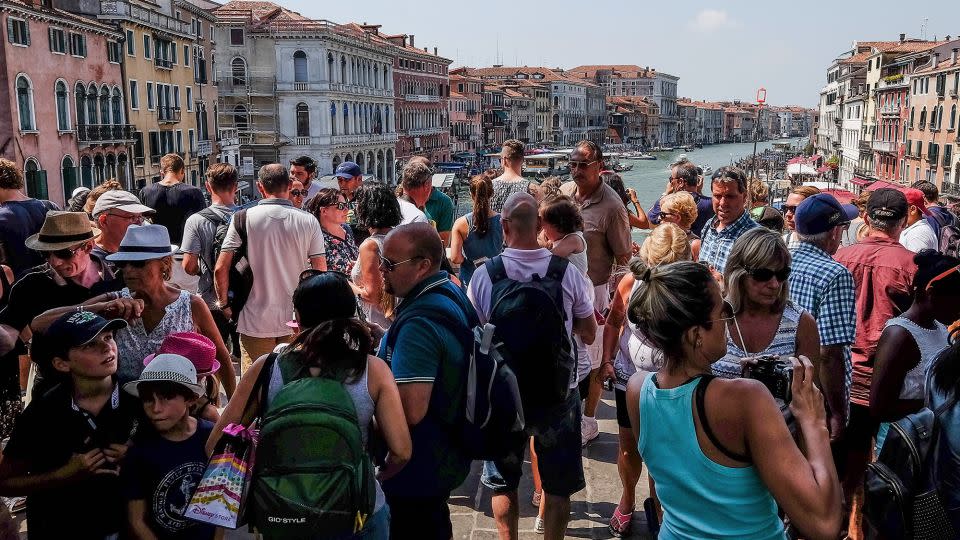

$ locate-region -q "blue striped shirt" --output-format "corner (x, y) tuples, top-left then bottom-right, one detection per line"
(697, 211), (759, 274)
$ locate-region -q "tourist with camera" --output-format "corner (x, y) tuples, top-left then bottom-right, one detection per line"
(713, 227), (820, 383)
(624, 261), (842, 540)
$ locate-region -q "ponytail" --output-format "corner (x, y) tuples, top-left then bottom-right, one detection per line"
(469, 174), (494, 235)
(284, 318), (372, 383)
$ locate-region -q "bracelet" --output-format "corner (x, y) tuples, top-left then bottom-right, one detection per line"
(601, 360), (614, 368)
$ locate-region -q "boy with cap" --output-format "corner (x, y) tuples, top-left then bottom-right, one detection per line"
(123, 353), (215, 540)
(834, 187), (917, 530)
(0, 311), (137, 539)
(899, 188), (938, 253)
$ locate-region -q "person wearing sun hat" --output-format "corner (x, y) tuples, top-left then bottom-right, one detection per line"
(143, 331), (221, 421)
(91, 190), (154, 261)
(0, 310), (138, 539)
(122, 353), (216, 540)
(94, 224), (237, 395)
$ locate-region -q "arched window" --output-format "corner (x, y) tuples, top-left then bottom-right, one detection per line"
(343, 103), (349, 134)
(951, 104), (957, 131)
(24, 158), (47, 199)
(75, 83), (86, 125)
(99, 87), (110, 125)
(233, 105), (248, 131)
(106, 153), (116, 179)
(327, 53), (334, 81)
(80, 155), (93, 188)
(231, 57), (247, 85)
(330, 103), (337, 136)
(340, 56), (346, 84)
(86, 84), (98, 127)
(62, 155), (79, 197)
(296, 102), (309, 137)
(16, 76), (35, 130)
(920, 107), (927, 129)
(112, 89), (123, 125)
(373, 65), (379, 89)
(55, 81), (70, 130)
(293, 50), (307, 82)
(910, 106), (915, 127)
(93, 153), (105, 183)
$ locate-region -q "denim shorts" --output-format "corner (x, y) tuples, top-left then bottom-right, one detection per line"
(481, 391), (585, 497)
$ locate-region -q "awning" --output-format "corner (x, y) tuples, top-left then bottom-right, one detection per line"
(821, 189), (856, 204)
(864, 179), (907, 192)
(851, 177), (873, 186)
(494, 110), (508, 121)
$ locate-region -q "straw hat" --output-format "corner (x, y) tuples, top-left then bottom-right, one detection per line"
(123, 354), (205, 397)
(24, 211), (100, 251)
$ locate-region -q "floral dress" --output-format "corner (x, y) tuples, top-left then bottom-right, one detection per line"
(115, 289), (195, 385)
(322, 224), (360, 275)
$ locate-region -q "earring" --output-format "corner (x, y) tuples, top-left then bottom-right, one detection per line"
(695, 335), (702, 349)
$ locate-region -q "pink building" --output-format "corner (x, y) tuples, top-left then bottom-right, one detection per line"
(1, 0), (130, 206)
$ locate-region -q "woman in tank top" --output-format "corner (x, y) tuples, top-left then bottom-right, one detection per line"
(598, 223), (689, 536)
(871, 251), (960, 453)
(351, 183), (404, 330)
(449, 174), (503, 287)
(713, 228), (819, 382)
(623, 261), (842, 539)
(209, 271), (411, 540)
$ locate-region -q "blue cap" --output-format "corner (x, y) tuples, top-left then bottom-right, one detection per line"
(334, 161), (363, 179)
(47, 311), (127, 360)
(794, 193), (859, 235)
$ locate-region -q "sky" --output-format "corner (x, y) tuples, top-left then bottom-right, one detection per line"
(277, 0), (960, 108)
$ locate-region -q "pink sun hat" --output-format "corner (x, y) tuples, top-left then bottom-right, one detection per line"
(143, 332), (220, 375)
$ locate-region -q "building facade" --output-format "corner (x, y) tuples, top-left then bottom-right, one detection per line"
(1, 0), (128, 206)
(904, 48), (960, 194)
(676, 99), (697, 145)
(653, 71), (679, 145)
(448, 72), (482, 155)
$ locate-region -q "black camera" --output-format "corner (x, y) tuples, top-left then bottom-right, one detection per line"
(742, 355), (793, 404)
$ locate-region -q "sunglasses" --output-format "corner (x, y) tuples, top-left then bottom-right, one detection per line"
(744, 266), (791, 282)
(289, 190), (308, 197)
(926, 264), (960, 292)
(324, 202), (348, 210)
(46, 245), (85, 260)
(659, 211), (675, 219)
(710, 300), (736, 324)
(379, 255), (423, 272)
(298, 269), (349, 282)
(782, 205), (798, 213)
(116, 260), (148, 269)
(568, 160), (598, 169)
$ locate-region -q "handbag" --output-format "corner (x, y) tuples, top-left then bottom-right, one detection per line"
(184, 354), (277, 529)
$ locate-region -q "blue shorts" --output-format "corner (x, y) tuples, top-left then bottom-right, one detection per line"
(481, 391), (585, 497)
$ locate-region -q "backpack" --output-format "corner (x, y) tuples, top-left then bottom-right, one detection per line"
(485, 255), (575, 412)
(198, 208), (253, 313)
(383, 278), (526, 461)
(863, 405), (957, 539)
(250, 353), (377, 538)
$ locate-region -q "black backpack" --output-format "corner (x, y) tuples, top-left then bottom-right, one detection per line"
(198, 207), (253, 313)
(485, 255), (576, 411)
(383, 279), (526, 460)
(863, 404), (956, 539)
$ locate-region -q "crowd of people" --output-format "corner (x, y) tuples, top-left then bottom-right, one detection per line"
(0, 135), (957, 540)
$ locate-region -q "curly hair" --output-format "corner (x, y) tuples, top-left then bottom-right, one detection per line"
(659, 192), (698, 231)
(0, 159), (24, 190)
(540, 195), (583, 235)
(354, 182), (402, 230)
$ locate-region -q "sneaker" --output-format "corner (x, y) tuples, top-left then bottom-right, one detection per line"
(534, 516), (545, 534)
(581, 415), (599, 447)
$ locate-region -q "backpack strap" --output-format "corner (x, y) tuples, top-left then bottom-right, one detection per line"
(545, 254), (569, 282)
(233, 208), (249, 258)
(239, 352), (278, 426)
(197, 207), (228, 226)
(485, 256), (508, 284)
(694, 375), (752, 463)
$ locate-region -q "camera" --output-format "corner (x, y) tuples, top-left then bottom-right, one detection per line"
(742, 354), (793, 404)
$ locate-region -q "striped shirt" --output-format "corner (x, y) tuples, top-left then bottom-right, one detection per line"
(698, 210), (759, 274)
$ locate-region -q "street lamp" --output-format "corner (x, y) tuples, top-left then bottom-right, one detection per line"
(750, 88), (766, 180)
(832, 140), (842, 190)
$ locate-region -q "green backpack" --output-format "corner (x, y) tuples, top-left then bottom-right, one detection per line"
(250, 354), (377, 539)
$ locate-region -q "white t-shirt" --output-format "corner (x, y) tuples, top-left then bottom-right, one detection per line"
(467, 247), (595, 389)
(221, 198), (325, 337)
(899, 219), (938, 253)
(397, 197), (427, 225)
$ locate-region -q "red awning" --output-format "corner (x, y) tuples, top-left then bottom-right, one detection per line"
(816, 165), (832, 174)
(851, 177), (873, 186)
(863, 179), (907, 192)
(821, 189), (856, 204)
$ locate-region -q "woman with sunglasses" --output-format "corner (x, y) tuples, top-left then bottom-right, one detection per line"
(307, 188), (360, 275)
(351, 183), (402, 329)
(713, 227), (820, 384)
(624, 261), (841, 540)
(209, 271), (411, 540)
(658, 192), (700, 260)
(870, 251), (960, 454)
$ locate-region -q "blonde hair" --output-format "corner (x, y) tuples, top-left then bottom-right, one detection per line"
(749, 178), (769, 205)
(723, 227), (791, 314)
(638, 222), (692, 266)
(659, 191), (698, 231)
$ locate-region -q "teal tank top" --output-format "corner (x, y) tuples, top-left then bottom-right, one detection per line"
(637, 374), (786, 539)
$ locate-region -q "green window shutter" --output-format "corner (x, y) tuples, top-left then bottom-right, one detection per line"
(7, 18), (14, 43)
(24, 20), (29, 45)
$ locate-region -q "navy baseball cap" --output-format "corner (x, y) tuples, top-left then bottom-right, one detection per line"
(334, 162), (363, 179)
(794, 193), (859, 235)
(47, 311), (127, 359)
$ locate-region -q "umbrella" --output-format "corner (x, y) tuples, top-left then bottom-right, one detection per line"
(786, 163), (817, 176)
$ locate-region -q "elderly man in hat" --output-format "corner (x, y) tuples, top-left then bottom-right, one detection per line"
(0, 212), (131, 358)
(91, 190), (154, 260)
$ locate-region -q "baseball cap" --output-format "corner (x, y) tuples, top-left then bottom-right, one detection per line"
(794, 194), (859, 235)
(47, 311), (128, 359)
(334, 161), (363, 179)
(867, 188), (908, 221)
(752, 206), (785, 232)
(92, 190), (155, 218)
(904, 188), (931, 216)
(124, 353), (205, 397)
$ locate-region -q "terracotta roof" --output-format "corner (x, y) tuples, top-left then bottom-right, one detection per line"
(340, 22), (452, 62)
(915, 56), (960, 74)
(466, 66), (598, 86)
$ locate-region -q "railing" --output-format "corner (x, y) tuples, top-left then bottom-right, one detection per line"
(293, 82), (308, 91)
(195, 139), (212, 156)
(76, 123), (135, 144)
(943, 182), (960, 196)
(330, 133), (398, 145)
(157, 106), (181, 123)
(98, 0), (191, 36)
(295, 136), (310, 145)
(871, 140), (896, 153)
(155, 57), (173, 70)
(858, 140), (871, 152)
(879, 105), (901, 117)
(407, 127), (445, 136)
(404, 94), (440, 103)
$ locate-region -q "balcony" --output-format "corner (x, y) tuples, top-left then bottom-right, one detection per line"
(330, 133), (398, 146)
(76, 124), (135, 145)
(155, 57), (173, 70)
(293, 82), (308, 91)
(98, 0), (191, 37)
(157, 106), (181, 124)
(404, 94), (440, 103)
(943, 182), (960, 196)
(294, 136), (311, 145)
(879, 105), (901, 117)
(195, 139), (212, 157)
(872, 140), (896, 153)
(858, 140), (871, 153)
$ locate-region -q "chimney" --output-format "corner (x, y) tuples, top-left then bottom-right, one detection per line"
(953, 48), (959, 65)
(934, 52), (940, 67)
(433, 47), (437, 56)
(408, 34), (415, 48)
(899, 33), (906, 43)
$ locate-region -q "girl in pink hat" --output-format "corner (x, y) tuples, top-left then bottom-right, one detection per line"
(144, 332), (222, 422)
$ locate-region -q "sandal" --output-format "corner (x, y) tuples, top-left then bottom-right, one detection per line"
(531, 490), (542, 508)
(608, 506), (633, 537)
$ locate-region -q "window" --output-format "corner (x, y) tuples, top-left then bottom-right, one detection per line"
(231, 57), (246, 85)
(129, 80), (139, 109)
(68, 32), (87, 57)
(107, 41), (121, 63)
(133, 132), (144, 160)
(16, 76), (35, 131)
(154, 38), (173, 68)
(55, 81), (69, 130)
(7, 18), (29, 46)
(293, 50), (307, 82)
(149, 131), (160, 163)
(99, 87), (110, 125)
(184, 45), (189, 66)
(143, 35), (151, 59)
(48, 28), (65, 53)
(230, 28), (243, 45)
(126, 30), (134, 55)
(951, 105), (957, 131)
(186, 87), (192, 111)
(188, 129), (195, 152)
(146, 82), (154, 110)
(176, 130), (183, 153)
(233, 105), (248, 131)
(296, 103), (309, 137)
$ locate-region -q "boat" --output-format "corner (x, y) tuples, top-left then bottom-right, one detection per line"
(703, 166), (713, 176)
(522, 153), (569, 176)
(613, 162), (633, 172)
(695, 142), (704, 148)
(680, 145), (694, 151)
